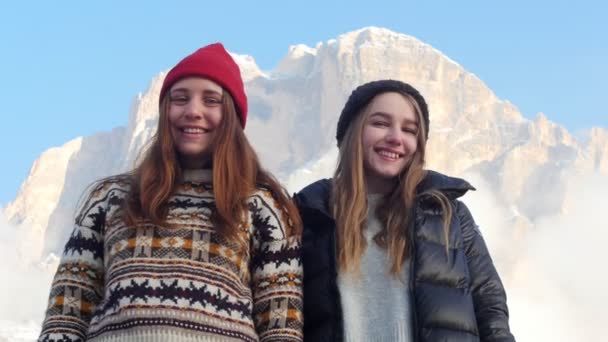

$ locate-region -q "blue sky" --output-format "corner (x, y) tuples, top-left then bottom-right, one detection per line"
(1, 0), (606, 205)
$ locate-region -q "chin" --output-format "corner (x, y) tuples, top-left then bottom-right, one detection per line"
(381, 174), (401, 181)
(370, 171), (399, 180)
(178, 146), (208, 156)
(378, 166), (404, 177)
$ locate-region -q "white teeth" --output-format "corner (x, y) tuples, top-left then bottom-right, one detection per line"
(182, 127), (206, 133)
(378, 150), (400, 159)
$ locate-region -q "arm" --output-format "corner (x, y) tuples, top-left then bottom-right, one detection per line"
(457, 201), (515, 342)
(249, 190), (303, 342)
(39, 184), (109, 342)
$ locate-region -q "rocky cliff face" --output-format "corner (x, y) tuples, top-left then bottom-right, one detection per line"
(5, 27), (607, 261)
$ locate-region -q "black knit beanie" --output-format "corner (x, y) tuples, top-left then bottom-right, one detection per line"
(336, 80), (430, 146)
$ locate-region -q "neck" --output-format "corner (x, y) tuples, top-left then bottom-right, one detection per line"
(365, 176), (396, 194)
(179, 155), (212, 169)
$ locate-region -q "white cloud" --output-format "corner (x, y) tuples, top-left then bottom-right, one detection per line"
(0, 209), (56, 341)
(463, 171), (608, 341)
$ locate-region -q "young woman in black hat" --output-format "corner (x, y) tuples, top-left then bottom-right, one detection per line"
(295, 80), (514, 342)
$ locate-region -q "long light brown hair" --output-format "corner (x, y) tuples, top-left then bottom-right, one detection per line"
(123, 90), (302, 241)
(332, 92), (452, 276)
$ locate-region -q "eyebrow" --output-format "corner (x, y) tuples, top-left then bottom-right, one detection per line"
(169, 88), (223, 97)
(369, 111), (419, 126)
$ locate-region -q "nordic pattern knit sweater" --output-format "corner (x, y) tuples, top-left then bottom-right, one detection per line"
(38, 169), (303, 342)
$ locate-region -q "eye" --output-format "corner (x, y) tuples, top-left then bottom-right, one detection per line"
(371, 120), (389, 127)
(169, 95), (188, 105)
(402, 126), (418, 135)
(203, 97), (222, 106)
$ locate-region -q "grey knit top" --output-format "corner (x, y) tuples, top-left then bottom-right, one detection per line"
(337, 194), (413, 342)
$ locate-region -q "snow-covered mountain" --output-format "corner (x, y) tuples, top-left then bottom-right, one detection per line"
(6, 27), (607, 260)
(2, 27), (608, 340)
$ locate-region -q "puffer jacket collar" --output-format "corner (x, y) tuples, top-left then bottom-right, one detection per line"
(295, 170), (475, 221)
(417, 170), (475, 199)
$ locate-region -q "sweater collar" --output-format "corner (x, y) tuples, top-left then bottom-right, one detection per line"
(182, 168), (212, 183)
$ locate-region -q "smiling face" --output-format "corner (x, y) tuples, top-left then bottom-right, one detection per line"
(361, 92), (420, 193)
(168, 77), (224, 169)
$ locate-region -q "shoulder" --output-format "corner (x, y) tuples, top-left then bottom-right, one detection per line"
(247, 185), (296, 222)
(247, 185), (285, 207)
(294, 179), (335, 234)
(293, 179), (332, 212)
(76, 174), (131, 218)
(246, 187), (292, 240)
(89, 174), (131, 196)
(452, 200), (482, 242)
(417, 170), (475, 200)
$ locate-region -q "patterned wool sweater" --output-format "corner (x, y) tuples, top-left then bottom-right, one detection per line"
(39, 169), (303, 342)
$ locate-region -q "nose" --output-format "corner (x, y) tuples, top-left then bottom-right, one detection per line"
(385, 127), (402, 145)
(184, 99), (203, 119)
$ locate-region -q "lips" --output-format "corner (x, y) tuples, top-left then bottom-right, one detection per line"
(375, 148), (403, 160)
(180, 126), (209, 134)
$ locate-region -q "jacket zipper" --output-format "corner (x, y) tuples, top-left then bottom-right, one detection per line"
(409, 203), (420, 342)
(330, 226), (344, 342)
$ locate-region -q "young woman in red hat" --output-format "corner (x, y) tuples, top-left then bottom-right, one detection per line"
(295, 80), (514, 342)
(39, 43), (303, 342)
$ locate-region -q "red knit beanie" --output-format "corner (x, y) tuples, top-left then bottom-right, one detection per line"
(159, 43), (248, 127)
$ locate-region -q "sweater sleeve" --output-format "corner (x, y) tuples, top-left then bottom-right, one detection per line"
(39, 183), (109, 342)
(249, 189), (303, 342)
(457, 201), (515, 342)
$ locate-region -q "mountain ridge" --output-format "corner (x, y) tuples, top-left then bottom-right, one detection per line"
(4, 26), (607, 261)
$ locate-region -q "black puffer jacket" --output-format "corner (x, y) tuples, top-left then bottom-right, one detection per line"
(294, 171), (514, 342)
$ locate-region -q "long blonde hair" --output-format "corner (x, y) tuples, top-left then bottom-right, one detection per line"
(123, 91), (302, 242)
(332, 92), (452, 275)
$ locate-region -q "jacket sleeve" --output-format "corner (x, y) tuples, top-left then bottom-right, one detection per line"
(456, 201), (515, 342)
(249, 189), (303, 342)
(38, 184), (108, 342)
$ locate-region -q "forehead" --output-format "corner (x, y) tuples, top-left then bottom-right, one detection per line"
(366, 92), (418, 123)
(170, 76), (223, 93)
